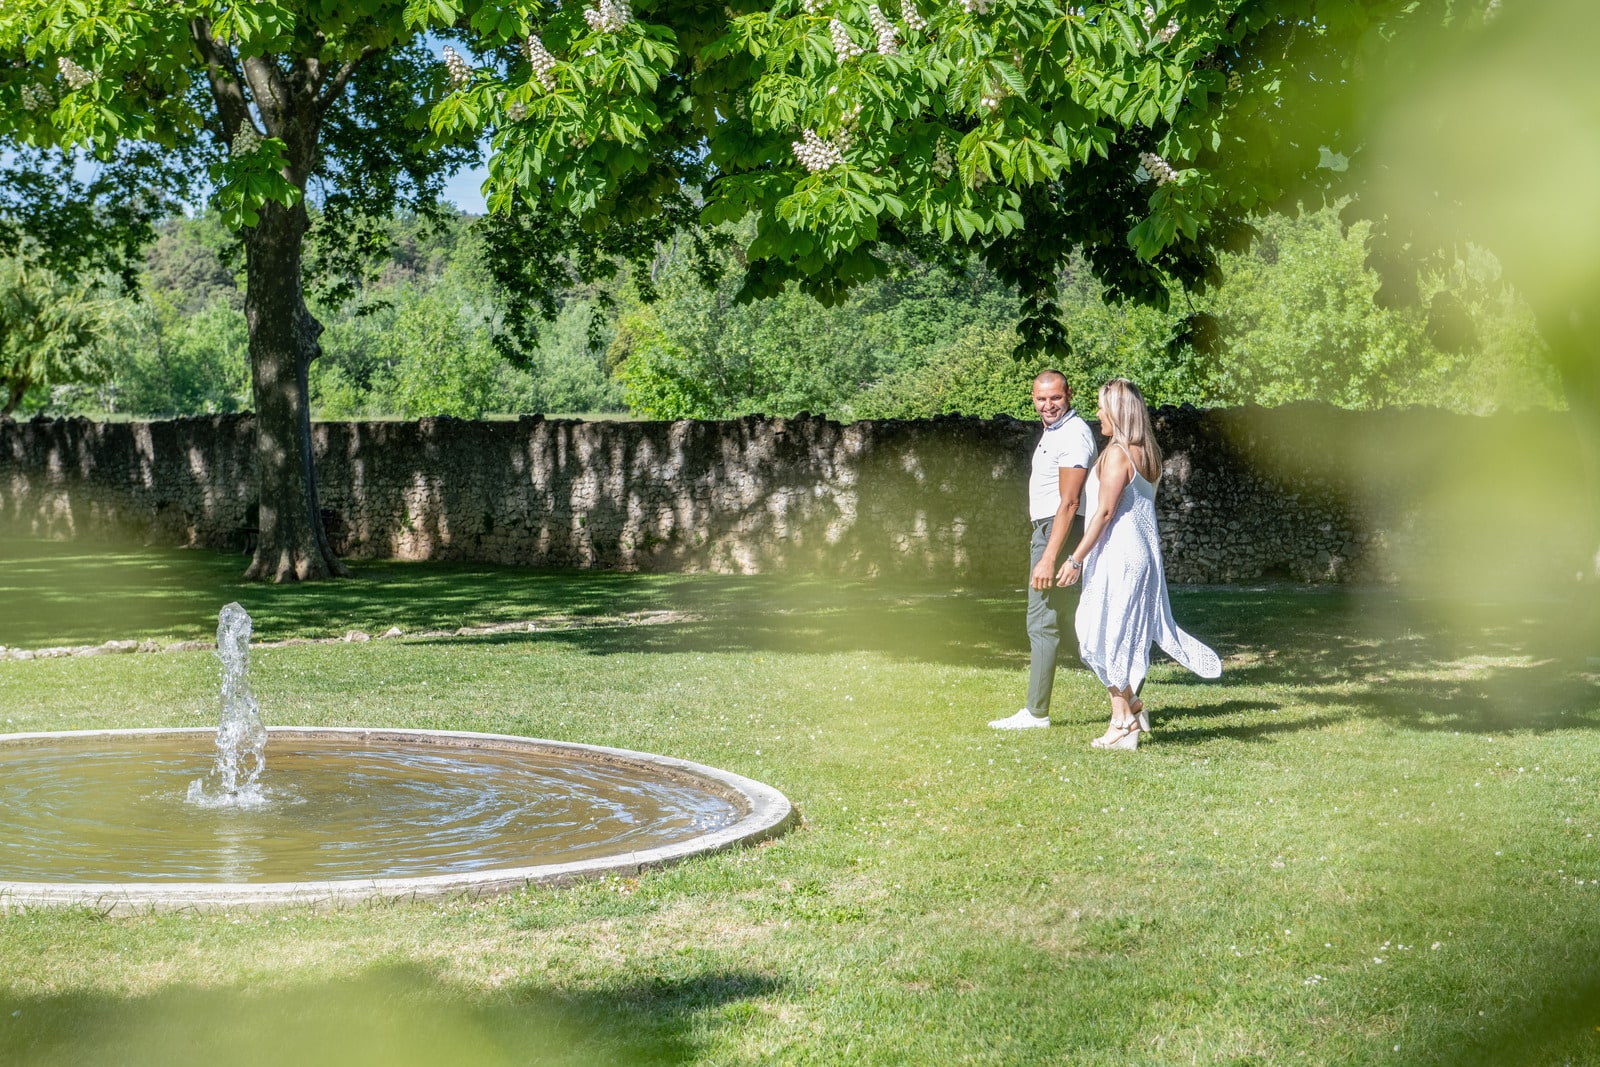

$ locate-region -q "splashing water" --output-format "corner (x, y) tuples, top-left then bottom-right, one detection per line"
(186, 602), (269, 808)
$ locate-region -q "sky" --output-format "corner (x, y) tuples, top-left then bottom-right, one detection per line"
(441, 156), (489, 216)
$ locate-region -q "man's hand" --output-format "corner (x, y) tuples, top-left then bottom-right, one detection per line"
(1031, 557), (1056, 591)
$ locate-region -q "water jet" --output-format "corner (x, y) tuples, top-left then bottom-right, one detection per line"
(0, 608), (793, 913)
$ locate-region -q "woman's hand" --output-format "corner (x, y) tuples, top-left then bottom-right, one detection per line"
(1056, 558), (1082, 586)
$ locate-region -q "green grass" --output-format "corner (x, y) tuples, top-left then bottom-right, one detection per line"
(1, 542), (1599, 1065)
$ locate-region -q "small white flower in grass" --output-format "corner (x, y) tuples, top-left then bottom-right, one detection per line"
(231, 125), (263, 157)
(830, 18), (866, 59)
(442, 45), (473, 88)
(524, 35), (559, 91)
(1138, 151), (1179, 185)
(57, 57), (96, 90)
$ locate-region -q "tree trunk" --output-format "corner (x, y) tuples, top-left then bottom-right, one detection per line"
(2, 376), (27, 417)
(241, 198), (346, 582)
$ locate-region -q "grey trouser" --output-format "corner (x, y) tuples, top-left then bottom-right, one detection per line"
(1026, 517), (1081, 716)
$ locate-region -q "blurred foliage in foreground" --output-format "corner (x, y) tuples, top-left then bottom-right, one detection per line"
(8, 205), (1558, 423)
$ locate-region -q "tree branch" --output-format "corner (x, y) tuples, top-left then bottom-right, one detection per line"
(241, 54), (294, 137)
(316, 47), (380, 115)
(189, 18), (252, 148)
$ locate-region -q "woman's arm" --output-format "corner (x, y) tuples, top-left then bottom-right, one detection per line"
(1056, 446), (1130, 586)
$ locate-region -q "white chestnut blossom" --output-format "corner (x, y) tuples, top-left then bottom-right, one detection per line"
(231, 125), (263, 157)
(524, 35), (558, 91)
(793, 128), (845, 172)
(959, 0), (991, 15)
(802, 0), (826, 13)
(1138, 150), (1179, 185)
(1484, 0), (1501, 21)
(442, 45), (473, 88)
(1143, 5), (1177, 42)
(868, 5), (899, 55)
(1227, 71), (1242, 92)
(57, 57), (96, 90)
(20, 83), (54, 112)
(932, 135), (954, 178)
(830, 18), (866, 60)
(901, 2), (928, 32)
(584, 0), (633, 32)
(507, 101), (529, 123)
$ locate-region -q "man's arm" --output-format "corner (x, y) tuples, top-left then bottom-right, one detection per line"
(1029, 465), (1089, 590)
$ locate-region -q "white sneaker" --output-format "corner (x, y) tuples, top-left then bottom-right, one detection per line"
(989, 708), (1049, 730)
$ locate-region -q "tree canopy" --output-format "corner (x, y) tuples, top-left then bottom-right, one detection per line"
(7, 0), (1594, 587)
(421, 0), (1445, 354)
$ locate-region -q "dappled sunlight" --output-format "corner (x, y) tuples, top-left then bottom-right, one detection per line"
(4, 542), (1595, 741)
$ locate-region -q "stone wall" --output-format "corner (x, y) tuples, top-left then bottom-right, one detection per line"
(0, 407), (1589, 584)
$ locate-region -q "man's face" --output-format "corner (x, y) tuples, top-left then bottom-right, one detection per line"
(1032, 375), (1069, 426)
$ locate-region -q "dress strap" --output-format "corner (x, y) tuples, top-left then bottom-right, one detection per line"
(1114, 442), (1139, 487)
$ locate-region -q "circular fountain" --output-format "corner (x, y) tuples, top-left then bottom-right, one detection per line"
(0, 607), (793, 913)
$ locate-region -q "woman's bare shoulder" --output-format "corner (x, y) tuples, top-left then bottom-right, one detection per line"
(1100, 443), (1132, 472)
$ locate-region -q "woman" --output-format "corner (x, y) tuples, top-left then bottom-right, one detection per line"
(1057, 379), (1221, 750)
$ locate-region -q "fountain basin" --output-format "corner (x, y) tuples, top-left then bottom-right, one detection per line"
(0, 727), (795, 914)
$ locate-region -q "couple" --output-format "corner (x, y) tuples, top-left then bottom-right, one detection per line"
(990, 371), (1221, 750)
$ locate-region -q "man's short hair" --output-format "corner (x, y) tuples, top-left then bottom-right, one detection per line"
(1034, 369), (1067, 389)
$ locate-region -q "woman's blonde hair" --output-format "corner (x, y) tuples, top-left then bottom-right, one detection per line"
(1098, 378), (1162, 483)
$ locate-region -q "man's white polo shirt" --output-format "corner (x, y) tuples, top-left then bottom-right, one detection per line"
(1028, 409), (1098, 522)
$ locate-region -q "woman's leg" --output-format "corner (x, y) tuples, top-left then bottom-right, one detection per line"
(1109, 686), (1134, 728)
(1092, 686), (1137, 746)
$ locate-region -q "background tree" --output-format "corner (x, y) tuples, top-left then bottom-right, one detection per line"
(0, 258), (120, 415)
(0, 2), (479, 580)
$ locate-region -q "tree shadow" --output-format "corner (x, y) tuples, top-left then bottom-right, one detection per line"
(428, 584), (1600, 740)
(421, 581), (1025, 671)
(5, 537), (1595, 741)
(0, 961), (781, 1067)
(1430, 961), (1600, 1067)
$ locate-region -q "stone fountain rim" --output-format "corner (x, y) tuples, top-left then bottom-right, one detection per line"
(0, 726), (796, 914)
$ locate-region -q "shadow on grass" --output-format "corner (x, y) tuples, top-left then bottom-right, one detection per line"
(1436, 963), (1600, 1067)
(435, 585), (1599, 737)
(4, 539), (1596, 738)
(0, 962), (779, 1067)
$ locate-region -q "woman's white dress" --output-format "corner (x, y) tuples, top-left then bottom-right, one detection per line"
(1076, 448), (1221, 691)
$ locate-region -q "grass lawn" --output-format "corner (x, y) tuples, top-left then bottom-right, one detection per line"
(1, 540), (1598, 1065)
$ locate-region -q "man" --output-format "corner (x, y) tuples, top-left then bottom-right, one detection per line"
(989, 369), (1097, 730)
